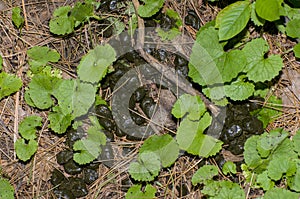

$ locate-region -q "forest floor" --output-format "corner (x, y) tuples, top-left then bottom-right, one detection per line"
(0, 0), (300, 198)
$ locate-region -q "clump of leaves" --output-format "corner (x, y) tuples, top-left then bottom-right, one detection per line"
(15, 115), (42, 161)
(49, 0), (101, 35)
(192, 165), (245, 198)
(242, 128), (300, 194)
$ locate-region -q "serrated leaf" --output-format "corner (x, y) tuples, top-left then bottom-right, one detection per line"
(129, 152), (161, 181)
(255, 0), (283, 21)
(27, 46), (60, 74)
(53, 79), (95, 118)
(19, 115), (42, 140)
(126, 184), (156, 199)
(73, 139), (101, 165)
(258, 129), (288, 152)
(176, 113), (222, 157)
(250, 2), (265, 26)
(0, 178), (14, 199)
(256, 171), (274, 191)
(189, 27), (246, 86)
(15, 138), (38, 161)
(286, 19), (300, 38)
(242, 38), (283, 82)
(224, 78), (255, 101)
(48, 106), (73, 134)
(294, 43), (300, 58)
(222, 161), (237, 175)
(267, 157), (296, 181)
(0, 72), (22, 100)
(139, 134), (179, 168)
(49, 6), (74, 35)
(77, 45), (116, 84)
(138, 0), (164, 18)
(26, 74), (62, 109)
(171, 94), (206, 120)
(215, 1), (251, 41)
(12, 7), (24, 29)
(192, 165), (218, 185)
(263, 188), (300, 199)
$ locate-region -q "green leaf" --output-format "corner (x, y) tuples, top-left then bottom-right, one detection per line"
(73, 139), (101, 165)
(288, 161), (300, 192)
(256, 171), (274, 190)
(286, 18), (300, 38)
(202, 180), (245, 199)
(26, 74), (62, 109)
(0, 72), (22, 100)
(215, 1), (251, 41)
(156, 28), (181, 41)
(77, 45), (116, 84)
(138, 0), (164, 18)
(294, 43), (300, 58)
(171, 94), (206, 120)
(250, 2), (265, 26)
(292, 131), (300, 154)
(192, 165), (219, 185)
(19, 115), (42, 140)
(267, 157), (296, 181)
(73, 117), (106, 164)
(11, 8), (23, 28)
(27, 46), (60, 74)
(129, 151), (161, 181)
(126, 184), (156, 199)
(48, 106), (73, 134)
(139, 134), (179, 168)
(12, 7), (24, 29)
(128, 14), (138, 36)
(222, 161), (237, 175)
(49, 6), (75, 35)
(263, 188), (300, 199)
(224, 77), (255, 101)
(176, 113), (223, 157)
(242, 38), (283, 82)
(53, 79), (96, 118)
(0, 178), (14, 199)
(244, 135), (263, 168)
(15, 138), (38, 162)
(188, 27), (246, 86)
(255, 0), (283, 21)
(253, 94), (282, 128)
(166, 8), (183, 27)
(71, 2), (94, 27)
(107, 17), (126, 35)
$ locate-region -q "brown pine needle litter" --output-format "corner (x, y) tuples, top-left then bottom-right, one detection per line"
(0, 0), (300, 198)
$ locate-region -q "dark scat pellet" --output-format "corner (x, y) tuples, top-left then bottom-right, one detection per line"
(56, 150), (73, 165)
(185, 10), (201, 30)
(50, 169), (66, 186)
(53, 188), (75, 199)
(68, 178), (88, 198)
(83, 168), (98, 185)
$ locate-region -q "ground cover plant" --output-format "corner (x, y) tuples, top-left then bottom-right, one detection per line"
(0, 0), (300, 198)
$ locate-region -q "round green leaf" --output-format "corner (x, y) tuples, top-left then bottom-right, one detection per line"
(255, 0), (283, 22)
(286, 18), (300, 38)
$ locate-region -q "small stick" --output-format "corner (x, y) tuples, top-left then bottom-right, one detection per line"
(132, 0), (219, 116)
(21, 0), (29, 30)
